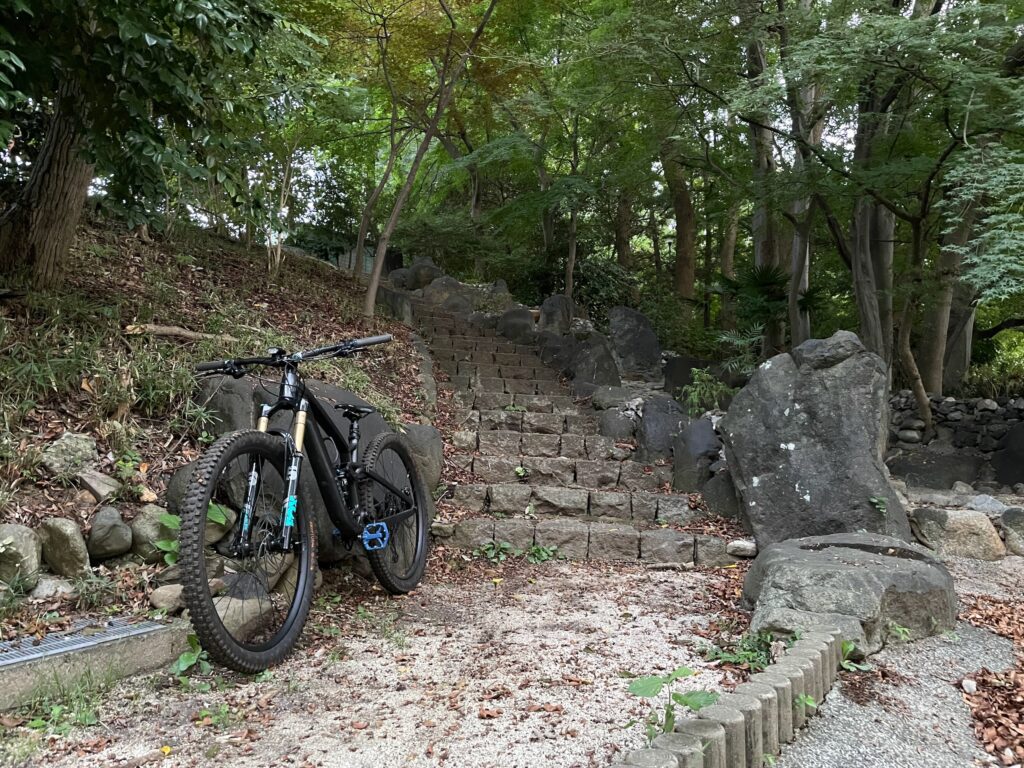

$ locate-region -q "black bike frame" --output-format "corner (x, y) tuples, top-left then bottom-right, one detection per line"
(256, 366), (416, 544)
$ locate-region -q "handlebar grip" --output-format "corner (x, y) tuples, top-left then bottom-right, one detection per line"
(195, 361), (228, 372)
(351, 334), (393, 349)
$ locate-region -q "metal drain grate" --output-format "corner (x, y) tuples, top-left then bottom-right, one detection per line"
(0, 618), (168, 668)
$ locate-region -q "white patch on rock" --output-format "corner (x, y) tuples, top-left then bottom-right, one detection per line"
(752, 476), (761, 487)
(779, 442), (796, 451)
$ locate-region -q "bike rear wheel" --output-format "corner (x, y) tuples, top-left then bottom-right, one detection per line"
(359, 432), (429, 594)
(179, 430), (317, 672)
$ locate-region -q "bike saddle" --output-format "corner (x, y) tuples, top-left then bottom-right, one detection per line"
(335, 403), (375, 419)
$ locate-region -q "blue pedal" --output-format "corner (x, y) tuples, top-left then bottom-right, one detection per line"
(361, 522), (390, 551)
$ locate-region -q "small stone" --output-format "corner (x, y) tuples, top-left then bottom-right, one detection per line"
(897, 429), (922, 443)
(977, 398), (999, 412)
(961, 678), (977, 694)
(131, 504), (176, 564)
(149, 584), (184, 612)
(87, 506), (133, 560)
(0, 524), (42, 590)
(38, 518), (91, 578)
(913, 508), (1006, 560)
(1003, 508), (1024, 556)
(726, 539), (758, 557)
(969, 494), (1007, 516)
(41, 432), (98, 476)
(1013, 484), (1024, 496)
(430, 521), (455, 538)
(952, 481), (974, 494)
(30, 575), (76, 600)
(76, 468), (122, 503)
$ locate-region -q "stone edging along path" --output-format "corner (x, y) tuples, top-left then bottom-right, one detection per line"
(615, 626), (844, 768)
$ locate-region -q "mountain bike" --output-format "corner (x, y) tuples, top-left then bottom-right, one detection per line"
(179, 335), (429, 672)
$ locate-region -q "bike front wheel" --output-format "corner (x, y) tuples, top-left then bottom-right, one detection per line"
(359, 432), (430, 594)
(179, 430), (317, 672)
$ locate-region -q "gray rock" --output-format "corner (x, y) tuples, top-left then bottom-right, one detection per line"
(388, 267), (411, 289)
(76, 469), (122, 503)
(721, 331), (909, 547)
(534, 519), (588, 560)
(38, 518), (91, 578)
(1003, 508), (1024, 556)
(87, 507), (133, 560)
(407, 258), (444, 290)
(702, 471), (740, 519)
(663, 355), (713, 398)
(0, 524), (42, 589)
(695, 535), (739, 567)
(912, 508), (1006, 560)
(744, 533), (956, 654)
(968, 494), (1008, 516)
(538, 295), (573, 335)
(951, 481), (975, 493)
(636, 395), (687, 463)
(672, 417), (720, 491)
(131, 504), (176, 564)
(422, 275), (467, 307)
(591, 386), (630, 410)
(726, 539), (758, 557)
(537, 332), (578, 375)
(497, 306), (536, 344)
(599, 410), (636, 440)
(640, 529), (695, 564)
(607, 306), (661, 381)
(569, 332), (621, 390)
(401, 423), (443, 491)
(452, 518), (495, 550)
(587, 521), (639, 561)
(149, 583), (185, 612)
(30, 576), (75, 600)
(41, 432), (98, 476)
(897, 429), (921, 443)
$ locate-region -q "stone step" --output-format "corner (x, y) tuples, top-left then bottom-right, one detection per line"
(471, 409), (600, 435)
(440, 377), (567, 397)
(454, 429), (635, 461)
(428, 338), (524, 354)
(429, 348), (545, 368)
(448, 482), (704, 524)
(434, 360), (560, 382)
(433, 512), (737, 566)
(470, 392), (579, 414)
(470, 455), (671, 492)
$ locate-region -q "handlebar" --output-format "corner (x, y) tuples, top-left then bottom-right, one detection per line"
(195, 334), (393, 376)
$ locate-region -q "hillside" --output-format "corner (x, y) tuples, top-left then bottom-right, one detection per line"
(0, 217), (426, 537)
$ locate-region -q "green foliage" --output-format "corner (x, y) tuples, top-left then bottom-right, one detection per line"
(702, 630), (777, 672)
(840, 640), (872, 673)
(524, 544), (559, 564)
(678, 368), (736, 416)
(795, 693), (817, 714)
(624, 666), (719, 745)
(154, 513), (182, 566)
(172, 634), (212, 678)
(887, 622), (911, 643)
(474, 540), (515, 565)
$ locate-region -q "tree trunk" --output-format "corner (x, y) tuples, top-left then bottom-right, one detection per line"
(719, 203), (738, 330)
(565, 209), (578, 301)
(943, 285), (977, 393)
(0, 77), (94, 289)
(649, 210), (662, 275)
(363, 0), (499, 321)
(787, 204), (812, 347)
(661, 145), (697, 300)
(355, 135), (403, 279)
(919, 203), (976, 394)
(614, 193), (632, 268)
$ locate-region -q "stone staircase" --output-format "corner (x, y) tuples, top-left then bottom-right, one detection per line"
(413, 304), (738, 568)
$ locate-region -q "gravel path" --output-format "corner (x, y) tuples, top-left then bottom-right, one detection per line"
(776, 555), (1023, 768)
(31, 562), (733, 768)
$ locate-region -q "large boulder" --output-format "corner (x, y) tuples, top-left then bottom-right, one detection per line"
(538, 295), (573, 335)
(388, 267), (411, 290)
(41, 432), (97, 476)
(1003, 508), (1024, 556)
(663, 355), (713, 397)
(87, 506), (133, 560)
(744, 533), (956, 655)
(569, 332), (621, 394)
(672, 417), (721, 491)
(196, 375), (393, 562)
(422, 276), (470, 308)
(497, 307), (536, 344)
(401, 423), (443, 492)
(538, 332), (578, 375)
(407, 258), (444, 290)
(720, 331), (909, 547)
(38, 518), (91, 578)
(0, 524), (42, 589)
(608, 306), (662, 381)
(703, 471), (740, 519)
(910, 508), (1006, 560)
(636, 395), (687, 463)
(992, 422), (1024, 486)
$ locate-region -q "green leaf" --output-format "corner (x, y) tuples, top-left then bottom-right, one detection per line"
(667, 666), (695, 682)
(672, 690), (719, 712)
(207, 503), (229, 525)
(628, 675), (667, 698)
(154, 538), (178, 552)
(159, 513), (181, 530)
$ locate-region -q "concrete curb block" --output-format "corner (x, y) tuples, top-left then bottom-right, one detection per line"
(0, 620), (190, 711)
(614, 624), (843, 768)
